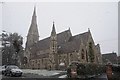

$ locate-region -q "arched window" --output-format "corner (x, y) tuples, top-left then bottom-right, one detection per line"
(70, 53), (73, 61)
(23, 57), (27, 64)
(81, 49), (85, 59)
(86, 50), (88, 62)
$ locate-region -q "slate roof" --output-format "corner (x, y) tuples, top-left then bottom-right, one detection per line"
(102, 53), (118, 64)
(58, 32), (89, 53)
(29, 29), (90, 59)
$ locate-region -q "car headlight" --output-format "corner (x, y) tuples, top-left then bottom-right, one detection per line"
(11, 70), (16, 73)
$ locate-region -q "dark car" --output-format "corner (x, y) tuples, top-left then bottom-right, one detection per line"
(4, 65), (23, 77)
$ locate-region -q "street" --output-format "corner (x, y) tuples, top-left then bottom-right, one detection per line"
(1, 69), (67, 79)
(1, 69), (109, 79)
(1, 68), (120, 79)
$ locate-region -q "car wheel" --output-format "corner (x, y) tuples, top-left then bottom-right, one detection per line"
(19, 75), (22, 77)
(4, 73), (7, 76)
(9, 72), (13, 77)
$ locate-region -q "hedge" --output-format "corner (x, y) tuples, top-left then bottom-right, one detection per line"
(69, 63), (106, 76)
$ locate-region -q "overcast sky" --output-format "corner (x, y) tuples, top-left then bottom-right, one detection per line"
(0, 2), (119, 56)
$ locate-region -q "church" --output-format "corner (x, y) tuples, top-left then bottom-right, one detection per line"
(23, 7), (102, 69)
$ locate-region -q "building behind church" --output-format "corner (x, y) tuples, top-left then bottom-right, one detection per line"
(22, 7), (102, 70)
(102, 52), (118, 65)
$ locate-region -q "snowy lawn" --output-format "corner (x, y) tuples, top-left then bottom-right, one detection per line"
(22, 69), (66, 76)
(59, 75), (67, 78)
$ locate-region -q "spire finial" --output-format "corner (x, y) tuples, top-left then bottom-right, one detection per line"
(69, 27), (70, 30)
(53, 21), (55, 27)
(88, 28), (90, 32)
(34, 2), (36, 9)
(51, 21), (56, 35)
(33, 5), (36, 17)
(53, 21), (55, 29)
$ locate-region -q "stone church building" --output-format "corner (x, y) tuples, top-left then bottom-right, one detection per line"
(23, 7), (102, 69)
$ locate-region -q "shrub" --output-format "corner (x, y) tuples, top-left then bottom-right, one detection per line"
(76, 63), (106, 76)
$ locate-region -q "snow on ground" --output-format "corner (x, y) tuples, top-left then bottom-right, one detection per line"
(58, 75), (67, 78)
(51, 72), (60, 76)
(22, 69), (66, 76)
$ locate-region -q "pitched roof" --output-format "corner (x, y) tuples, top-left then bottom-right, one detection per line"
(69, 31), (89, 45)
(102, 53), (117, 64)
(29, 30), (90, 59)
(29, 29), (72, 54)
(58, 31), (89, 53)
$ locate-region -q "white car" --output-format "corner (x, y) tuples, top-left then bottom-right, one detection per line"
(4, 65), (23, 77)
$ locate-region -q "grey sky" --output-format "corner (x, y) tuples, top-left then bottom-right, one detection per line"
(1, 2), (118, 55)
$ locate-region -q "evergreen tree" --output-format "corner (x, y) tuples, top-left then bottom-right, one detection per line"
(1, 32), (23, 66)
(88, 42), (95, 63)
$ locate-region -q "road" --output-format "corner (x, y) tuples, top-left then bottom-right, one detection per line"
(0, 69), (67, 79)
(2, 69), (118, 79)
(1, 72), (108, 79)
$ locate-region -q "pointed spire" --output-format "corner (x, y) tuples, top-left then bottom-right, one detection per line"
(68, 27), (70, 31)
(31, 6), (37, 24)
(88, 28), (90, 32)
(68, 27), (72, 33)
(26, 6), (39, 48)
(33, 6), (36, 17)
(51, 21), (56, 35)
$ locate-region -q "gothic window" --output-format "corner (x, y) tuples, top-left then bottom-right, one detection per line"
(39, 60), (41, 63)
(23, 57), (27, 64)
(36, 60), (37, 63)
(33, 61), (34, 68)
(81, 49), (85, 59)
(70, 53), (73, 61)
(86, 50), (88, 62)
(52, 47), (55, 50)
(42, 59), (43, 64)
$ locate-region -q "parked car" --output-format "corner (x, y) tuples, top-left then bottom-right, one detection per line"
(4, 65), (23, 77)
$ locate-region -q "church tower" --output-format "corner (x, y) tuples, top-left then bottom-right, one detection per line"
(26, 6), (39, 49)
(49, 22), (58, 69)
(23, 7), (39, 68)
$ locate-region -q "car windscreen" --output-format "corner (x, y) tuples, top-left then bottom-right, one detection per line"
(7, 66), (19, 69)
(2, 66), (5, 69)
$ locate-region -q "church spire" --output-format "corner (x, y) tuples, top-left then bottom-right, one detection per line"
(31, 6), (36, 24)
(26, 6), (39, 49)
(50, 21), (58, 69)
(51, 21), (56, 35)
